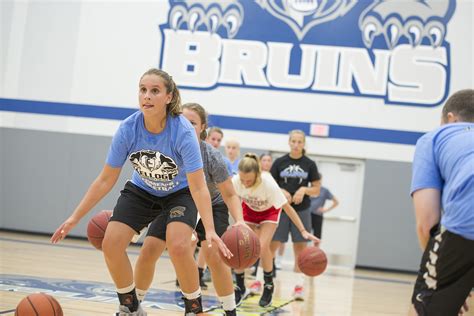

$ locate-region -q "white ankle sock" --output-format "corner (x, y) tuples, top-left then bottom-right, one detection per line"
(116, 283), (135, 294)
(136, 288), (147, 302)
(219, 293), (236, 311)
(182, 287), (201, 300)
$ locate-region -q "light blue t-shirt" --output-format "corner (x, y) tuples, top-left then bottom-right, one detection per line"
(224, 157), (233, 175)
(309, 187), (334, 215)
(226, 158), (240, 175)
(106, 111), (203, 197)
(411, 123), (474, 240)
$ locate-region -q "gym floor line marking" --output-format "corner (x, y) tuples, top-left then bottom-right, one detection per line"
(0, 236), (154, 257)
(0, 236), (414, 286)
(0, 309), (15, 315)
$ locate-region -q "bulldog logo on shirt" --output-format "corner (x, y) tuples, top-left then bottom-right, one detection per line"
(129, 150), (178, 181)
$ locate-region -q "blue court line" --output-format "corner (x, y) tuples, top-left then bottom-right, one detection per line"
(0, 98), (424, 145)
(0, 236), (413, 286)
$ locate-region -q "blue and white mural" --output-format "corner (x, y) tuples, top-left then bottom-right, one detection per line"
(0, 0), (471, 162)
(160, 0), (456, 106)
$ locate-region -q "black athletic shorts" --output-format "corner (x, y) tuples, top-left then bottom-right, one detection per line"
(311, 213), (323, 239)
(195, 202), (230, 247)
(110, 181), (198, 241)
(412, 226), (474, 316)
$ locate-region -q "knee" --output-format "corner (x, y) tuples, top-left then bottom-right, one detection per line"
(261, 243), (272, 255)
(167, 239), (191, 258)
(102, 235), (124, 259)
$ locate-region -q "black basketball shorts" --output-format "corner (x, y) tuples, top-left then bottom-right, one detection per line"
(195, 202), (230, 247)
(111, 181), (197, 241)
(412, 226), (474, 316)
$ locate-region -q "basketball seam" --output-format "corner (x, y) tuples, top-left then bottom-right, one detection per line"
(26, 296), (39, 316)
(90, 219), (106, 233)
(45, 296), (57, 316)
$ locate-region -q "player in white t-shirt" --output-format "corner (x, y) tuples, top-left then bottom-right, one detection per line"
(232, 153), (319, 308)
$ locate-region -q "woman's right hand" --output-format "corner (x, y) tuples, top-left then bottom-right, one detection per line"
(51, 216), (80, 244)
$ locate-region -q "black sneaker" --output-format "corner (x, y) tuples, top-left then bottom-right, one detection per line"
(234, 285), (251, 307)
(183, 296), (202, 315)
(224, 309), (237, 316)
(199, 276), (208, 290)
(258, 283), (274, 308)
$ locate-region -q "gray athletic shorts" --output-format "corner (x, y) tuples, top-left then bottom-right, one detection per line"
(272, 207), (312, 243)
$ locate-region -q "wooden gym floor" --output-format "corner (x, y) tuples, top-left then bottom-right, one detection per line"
(0, 231), (472, 315)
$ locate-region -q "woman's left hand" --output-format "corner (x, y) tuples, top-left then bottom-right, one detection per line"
(301, 230), (320, 245)
(206, 230), (233, 259)
(232, 220), (252, 231)
(292, 187), (307, 205)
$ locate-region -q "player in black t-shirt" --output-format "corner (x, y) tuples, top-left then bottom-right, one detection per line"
(270, 130), (320, 301)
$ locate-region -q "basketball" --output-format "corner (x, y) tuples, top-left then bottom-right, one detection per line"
(220, 225), (260, 269)
(15, 293), (63, 316)
(297, 246), (328, 277)
(87, 210), (112, 250)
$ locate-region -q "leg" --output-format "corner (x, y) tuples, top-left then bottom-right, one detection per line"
(234, 223), (258, 279)
(197, 248), (207, 269)
(102, 221), (144, 313)
(166, 221), (199, 293)
(198, 202), (236, 313)
(292, 242), (307, 273)
(134, 236), (166, 299)
(259, 223), (278, 273)
(202, 240), (234, 295)
(258, 222), (278, 307)
(102, 221), (136, 288)
(196, 248), (208, 289)
(288, 208), (312, 301)
(311, 213), (323, 239)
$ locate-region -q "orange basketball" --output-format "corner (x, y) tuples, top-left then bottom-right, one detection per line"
(220, 225), (260, 269)
(15, 293), (63, 316)
(87, 210), (112, 250)
(297, 246), (328, 277)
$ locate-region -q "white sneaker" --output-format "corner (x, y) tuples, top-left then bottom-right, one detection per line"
(292, 285), (304, 301)
(115, 305), (147, 315)
(249, 280), (262, 295)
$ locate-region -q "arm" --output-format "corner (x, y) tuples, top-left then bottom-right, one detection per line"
(51, 164), (121, 243)
(187, 168), (215, 233)
(321, 196), (339, 213)
(412, 188), (441, 250)
(217, 178), (244, 223)
(293, 179), (321, 205)
(188, 169), (232, 257)
(281, 188), (293, 204)
(282, 202), (320, 244)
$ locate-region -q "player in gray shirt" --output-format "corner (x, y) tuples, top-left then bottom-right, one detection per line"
(185, 104), (250, 315)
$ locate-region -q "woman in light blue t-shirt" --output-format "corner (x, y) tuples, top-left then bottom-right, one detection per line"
(51, 69), (230, 315)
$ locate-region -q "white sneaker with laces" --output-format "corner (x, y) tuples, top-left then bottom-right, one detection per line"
(292, 285), (304, 301)
(115, 305), (147, 316)
(249, 280), (262, 295)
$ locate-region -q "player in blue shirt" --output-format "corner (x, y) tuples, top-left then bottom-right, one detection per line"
(134, 103), (250, 316)
(409, 89), (474, 316)
(51, 69), (231, 316)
